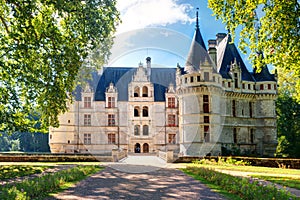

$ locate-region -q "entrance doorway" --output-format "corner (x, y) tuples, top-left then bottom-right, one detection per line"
(134, 143), (141, 153)
(143, 143), (149, 153)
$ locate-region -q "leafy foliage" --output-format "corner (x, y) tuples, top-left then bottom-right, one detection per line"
(0, 1), (120, 133)
(0, 132), (50, 152)
(208, 0), (300, 101)
(276, 90), (300, 158)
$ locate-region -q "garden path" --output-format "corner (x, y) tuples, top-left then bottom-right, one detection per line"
(46, 164), (226, 200)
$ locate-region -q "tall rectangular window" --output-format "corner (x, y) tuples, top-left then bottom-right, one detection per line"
(168, 97), (176, 108)
(260, 84), (264, 90)
(204, 116), (210, 123)
(84, 114), (91, 126)
(143, 125), (149, 136)
(84, 97), (91, 108)
(204, 126), (210, 142)
(248, 84), (251, 90)
(168, 134), (176, 144)
(134, 125), (140, 135)
(84, 133), (91, 144)
(233, 128), (237, 143)
(249, 102), (253, 118)
(228, 82), (231, 88)
(232, 100), (236, 117)
(268, 84), (271, 90)
(203, 95), (209, 113)
(190, 76), (194, 83)
(250, 129), (254, 144)
(108, 133), (116, 144)
(242, 83), (245, 89)
(197, 75), (201, 82)
(108, 97), (115, 108)
(204, 72), (209, 81)
(168, 114), (176, 126)
(108, 114), (115, 126)
(234, 73), (238, 88)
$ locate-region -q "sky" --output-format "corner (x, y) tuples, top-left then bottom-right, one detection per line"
(108, 0), (252, 70)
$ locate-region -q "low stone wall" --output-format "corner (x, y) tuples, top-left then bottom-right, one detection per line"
(158, 150), (174, 163)
(112, 149), (128, 162)
(0, 153), (112, 162)
(174, 156), (300, 169)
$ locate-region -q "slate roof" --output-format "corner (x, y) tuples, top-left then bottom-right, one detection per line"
(252, 66), (276, 82)
(94, 67), (177, 101)
(185, 12), (213, 73)
(217, 34), (255, 81)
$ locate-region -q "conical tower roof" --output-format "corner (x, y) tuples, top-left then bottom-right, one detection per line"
(185, 10), (212, 73)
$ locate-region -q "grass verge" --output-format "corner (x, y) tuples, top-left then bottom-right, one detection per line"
(183, 166), (298, 200)
(0, 165), (103, 200)
(0, 165), (51, 180)
(182, 168), (242, 200)
(251, 175), (300, 190)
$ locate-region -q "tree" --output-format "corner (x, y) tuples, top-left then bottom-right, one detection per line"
(208, 0), (300, 101)
(276, 90), (300, 157)
(0, 1), (120, 133)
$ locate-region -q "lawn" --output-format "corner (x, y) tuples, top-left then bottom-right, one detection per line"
(0, 165), (103, 200)
(183, 166), (298, 200)
(0, 165), (51, 180)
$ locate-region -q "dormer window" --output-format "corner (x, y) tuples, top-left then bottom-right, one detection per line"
(234, 73), (238, 88)
(204, 72), (209, 81)
(168, 97), (176, 108)
(142, 86), (148, 97)
(108, 97), (115, 108)
(84, 97), (91, 108)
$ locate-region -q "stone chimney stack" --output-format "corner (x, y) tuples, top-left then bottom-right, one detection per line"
(216, 33), (227, 45)
(208, 39), (217, 65)
(146, 57), (151, 77)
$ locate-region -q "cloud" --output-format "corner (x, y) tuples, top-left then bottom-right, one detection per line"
(116, 0), (193, 34)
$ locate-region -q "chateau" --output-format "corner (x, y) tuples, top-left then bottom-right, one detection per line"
(49, 13), (278, 157)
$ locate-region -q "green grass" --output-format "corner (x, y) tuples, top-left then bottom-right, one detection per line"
(183, 166), (298, 200)
(189, 163), (300, 176)
(0, 165), (103, 200)
(0, 165), (51, 180)
(251, 175), (300, 190)
(182, 168), (243, 200)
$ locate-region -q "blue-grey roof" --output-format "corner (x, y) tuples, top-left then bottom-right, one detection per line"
(94, 67), (177, 101)
(252, 66), (276, 82)
(217, 35), (255, 81)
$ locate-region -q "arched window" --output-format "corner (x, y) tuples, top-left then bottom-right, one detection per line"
(134, 125), (140, 136)
(142, 106), (148, 117)
(134, 106), (139, 117)
(134, 87), (140, 97)
(143, 125), (149, 136)
(142, 86), (148, 97)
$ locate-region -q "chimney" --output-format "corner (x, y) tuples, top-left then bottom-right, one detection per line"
(146, 57), (151, 77)
(208, 39), (217, 65)
(216, 33), (227, 45)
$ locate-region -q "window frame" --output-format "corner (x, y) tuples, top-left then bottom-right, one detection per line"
(84, 114), (91, 126)
(84, 97), (92, 108)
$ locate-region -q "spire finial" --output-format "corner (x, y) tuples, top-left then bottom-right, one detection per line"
(196, 8), (199, 29)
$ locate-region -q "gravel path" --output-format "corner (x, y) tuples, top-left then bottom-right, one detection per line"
(46, 165), (226, 200)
